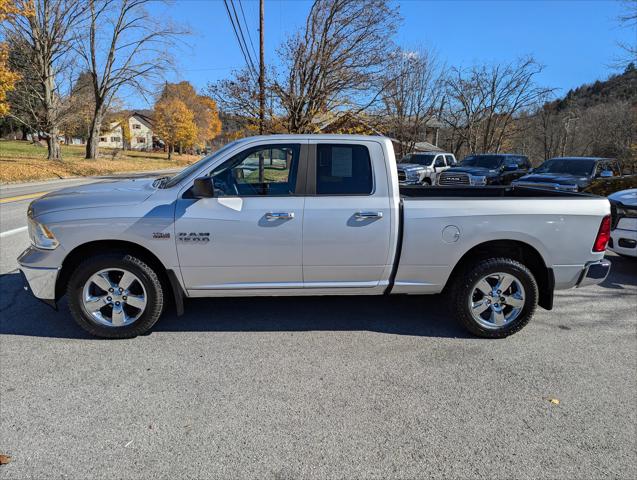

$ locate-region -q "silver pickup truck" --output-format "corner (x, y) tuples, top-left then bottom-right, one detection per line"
(19, 135), (612, 339)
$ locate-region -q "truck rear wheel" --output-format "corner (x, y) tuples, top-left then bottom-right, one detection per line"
(67, 253), (164, 339)
(450, 257), (538, 338)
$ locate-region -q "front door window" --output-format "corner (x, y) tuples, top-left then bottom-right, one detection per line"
(210, 145), (300, 196)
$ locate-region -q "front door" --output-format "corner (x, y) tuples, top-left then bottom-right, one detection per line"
(433, 154), (448, 183)
(175, 143), (306, 291)
(302, 141), (393, 289)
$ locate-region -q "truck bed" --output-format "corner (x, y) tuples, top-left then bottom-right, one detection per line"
(399, 185), (592, 198)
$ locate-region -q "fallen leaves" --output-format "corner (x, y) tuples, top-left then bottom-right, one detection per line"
(0, 454), (11, 465)
(549, 398), (560, 405)
(0, 141), (199, 183)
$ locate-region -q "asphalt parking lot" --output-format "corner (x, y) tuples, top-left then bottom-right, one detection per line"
(0, 246), (636, 478)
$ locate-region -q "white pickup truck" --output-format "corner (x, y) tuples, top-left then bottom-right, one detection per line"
(19, 135), (612, 339)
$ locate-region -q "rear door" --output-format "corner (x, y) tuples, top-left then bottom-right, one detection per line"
(175, 142), (307, 291)
(302, 141), (393, 289)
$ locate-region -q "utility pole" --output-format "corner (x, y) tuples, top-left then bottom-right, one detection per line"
(258, 0), (265, 184)
(259, 0), (265, 136)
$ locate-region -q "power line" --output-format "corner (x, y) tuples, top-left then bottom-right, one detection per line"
(228, 0), (257, 73)
(222, 0), (257, 78)
(237, 0), (258, 62)
(222, 0), (253, 74)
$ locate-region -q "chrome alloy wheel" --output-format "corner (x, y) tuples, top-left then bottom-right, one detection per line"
(468, 272), (526, 329)
(81, 268), (147, 327)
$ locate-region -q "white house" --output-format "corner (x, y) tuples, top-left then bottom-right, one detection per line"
(98, 122), (124, 149)
(98, 112), (155, 151)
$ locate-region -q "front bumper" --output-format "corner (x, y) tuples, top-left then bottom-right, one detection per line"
(576, 259), (611, 287)
(609, 228), (637, 258)
(397, 171), (423, 185)
(19, 264), (59, 302)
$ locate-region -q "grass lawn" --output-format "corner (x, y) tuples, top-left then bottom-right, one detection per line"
(0, 140), (200, 184)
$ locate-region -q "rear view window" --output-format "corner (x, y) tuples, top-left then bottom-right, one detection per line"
(316, 144), (373, 195)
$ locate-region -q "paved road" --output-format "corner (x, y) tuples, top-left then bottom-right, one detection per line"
(0, 170), (178, 275)
(0, 178), (636, 479)
(0, 255), (635, 479)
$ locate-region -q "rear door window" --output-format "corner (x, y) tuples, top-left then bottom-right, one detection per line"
(316, 144), (373, 195)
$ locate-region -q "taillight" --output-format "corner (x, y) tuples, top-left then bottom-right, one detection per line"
(592, 215), (611, 252)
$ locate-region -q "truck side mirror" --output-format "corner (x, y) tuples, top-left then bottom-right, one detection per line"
(192, 177), (215, 198)
(599, 170), (614, 178)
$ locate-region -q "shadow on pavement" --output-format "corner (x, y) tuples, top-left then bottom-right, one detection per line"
(0, 270), (467, 339)
(1, 254), (633, 340)
(600, 253), (637, 289)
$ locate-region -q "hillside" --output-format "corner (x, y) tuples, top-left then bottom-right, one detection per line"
(549, 65), (637, 111)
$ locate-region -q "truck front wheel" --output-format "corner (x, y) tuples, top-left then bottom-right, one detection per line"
(450, 257), (538, 338)
(67, 253), (165, 339)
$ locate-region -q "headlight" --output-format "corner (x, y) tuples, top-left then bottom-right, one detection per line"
(470, 175), (487, 186)
(28, 219), (59, 250)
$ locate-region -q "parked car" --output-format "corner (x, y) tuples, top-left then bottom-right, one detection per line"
(608, 189), (637, 258)
(19, 135), (611, 340)
(397, 151), (456, 185)
(437, 154), (531, 186)
(513, 157), (622, 192)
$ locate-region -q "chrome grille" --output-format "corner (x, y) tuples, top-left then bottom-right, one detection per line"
(438, 171), (470, 185)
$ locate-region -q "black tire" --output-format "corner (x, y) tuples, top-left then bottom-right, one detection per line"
(422, 178), (432, 186)
(67, 253), (164, 339)
(449, 257), (538, 338)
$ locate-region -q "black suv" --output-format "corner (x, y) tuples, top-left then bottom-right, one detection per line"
(437, 154), (531, 186)
(513, 157), (622, 192)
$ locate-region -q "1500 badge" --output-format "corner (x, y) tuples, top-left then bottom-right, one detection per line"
(178, 232), (211, 243)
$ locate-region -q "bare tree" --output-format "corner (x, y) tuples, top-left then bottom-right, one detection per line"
(207, 66), (281, 134)
(380, 48), (445, 157)
(5, 35), (44, 141)
(60, 71), (95, 143)
(273, 0), (399, 133)
(444, 57), (553, 156)
(521, 103), (577, 163)
(3, 0), (87, 160)
(616, 0), (637, 68)
(77, 0), (184, 159)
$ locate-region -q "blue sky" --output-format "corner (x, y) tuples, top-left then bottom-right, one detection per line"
(137, 0), (636, 109)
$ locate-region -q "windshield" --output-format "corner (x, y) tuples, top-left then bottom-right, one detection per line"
(534, 159), (596, 177)
(162, 141), (239, 188)
(399, 153), (436, 166)
(460, 155), (505, 169)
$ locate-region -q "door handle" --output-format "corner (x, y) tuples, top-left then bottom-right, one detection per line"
(354, 211), (383, 220)
(265, 212), (295, 220)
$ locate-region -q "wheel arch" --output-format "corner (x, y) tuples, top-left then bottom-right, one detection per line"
(56, 240), (184, 313)
(444, 239), (554, 310)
